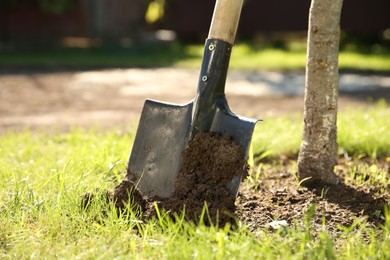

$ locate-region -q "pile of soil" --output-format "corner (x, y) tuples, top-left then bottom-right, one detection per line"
(156, 132), (247, 224)
(83, 133), (389, 236)
(111, 132), (248, 225)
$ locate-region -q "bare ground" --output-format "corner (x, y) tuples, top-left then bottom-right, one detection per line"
(1, 68), (389, 131)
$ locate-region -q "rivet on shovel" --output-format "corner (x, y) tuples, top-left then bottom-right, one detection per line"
(208, 44), (215, 51)
(202, 76), (208, 82)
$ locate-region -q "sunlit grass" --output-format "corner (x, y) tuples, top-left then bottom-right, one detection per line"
(250, 101), (389, 160)
(178, 43), (390, 71)
(338, 100), (390, 159)
(176, 44), (308, 70)
(1, 42), (389, 71)
(0, 105), (389, 258)
(339, 51), (390, 71)
(251, 114), (302, 158)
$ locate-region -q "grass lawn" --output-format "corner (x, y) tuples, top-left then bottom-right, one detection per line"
(252, 100), (390, 159)
(1, 42), (389, 72)
(0, 103), (389, 258)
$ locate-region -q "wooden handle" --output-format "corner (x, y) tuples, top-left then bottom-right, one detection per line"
(208, 0), (244, 44)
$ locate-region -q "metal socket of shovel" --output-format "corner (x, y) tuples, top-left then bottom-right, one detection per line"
(126, 0), (258, 198)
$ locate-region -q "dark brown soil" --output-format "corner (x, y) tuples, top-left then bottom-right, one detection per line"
(110, 132), (248, 225)
(112, 180), (147, 212)
(109, 130), (390, 234)
(155, 132), (247, 224)
(106, 155), (389, 237)
(236, 161), (389, 241)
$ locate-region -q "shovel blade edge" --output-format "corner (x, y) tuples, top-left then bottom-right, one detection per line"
(211, 107), (258, 156)
(127, 99), (193, 198)
(210, 106), (259, 197)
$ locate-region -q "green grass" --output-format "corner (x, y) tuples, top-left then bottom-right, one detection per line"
(338, 100), (390, 159)
(1, 105), (389, 258)
(252, 101), (390, 160)
(1, 42), (389, 71)
(0, 45), (191, 68)
(179, 43), (390, 71)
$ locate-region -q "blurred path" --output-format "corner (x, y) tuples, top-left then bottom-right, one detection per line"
(0, 68), (389, 131)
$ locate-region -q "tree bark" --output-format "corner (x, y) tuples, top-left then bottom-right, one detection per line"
(297, 0), (344, 185)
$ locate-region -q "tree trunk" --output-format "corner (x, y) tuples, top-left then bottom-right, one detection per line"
(297, 0), (344, 185)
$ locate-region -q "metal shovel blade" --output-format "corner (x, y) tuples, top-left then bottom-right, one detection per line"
(127, 99), (193, 198)
(127, 96), (257, 199)
(207, 101), (258, 197)
(126, 41), (259, 199)
(126, 0), (258, 199)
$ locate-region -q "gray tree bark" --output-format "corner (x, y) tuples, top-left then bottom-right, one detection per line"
(297, 0), (344, 185)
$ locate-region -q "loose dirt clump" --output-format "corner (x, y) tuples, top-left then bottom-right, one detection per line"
(112, 180), (147, 212)
(110, 132), (248, 225)
(156, 132), (247, 224)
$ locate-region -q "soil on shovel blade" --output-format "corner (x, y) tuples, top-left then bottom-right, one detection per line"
(156, 132), (247, 224)
(111, 132), (248, 225)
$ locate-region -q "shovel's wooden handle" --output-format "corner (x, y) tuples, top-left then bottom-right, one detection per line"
(208, 0), (244, 44)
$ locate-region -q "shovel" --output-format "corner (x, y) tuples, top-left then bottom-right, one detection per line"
(126, 0), (258, 198)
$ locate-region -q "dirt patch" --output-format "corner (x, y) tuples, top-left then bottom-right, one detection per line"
(83, 131), (389, 234)
(107, 132), (247, 225)
(1, 69), (389, 131)
(236, 162), (389, 239)
(83, 148), (389, 238)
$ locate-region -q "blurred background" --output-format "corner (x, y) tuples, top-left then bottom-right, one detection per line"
(0, 0), (389, 130)
(1, 0), (389, 51)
